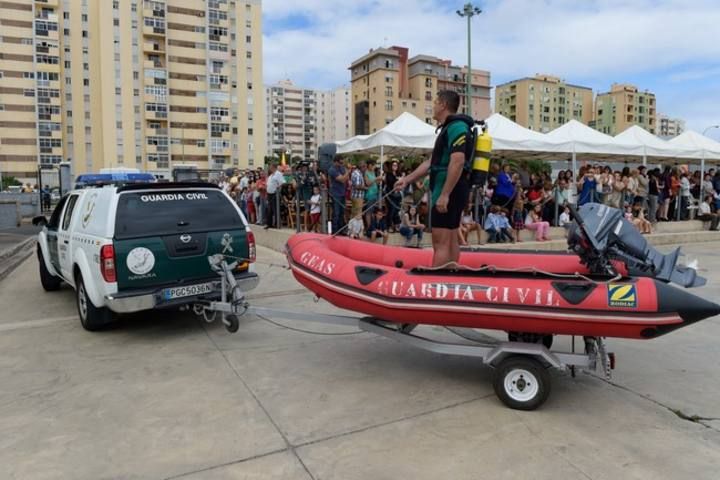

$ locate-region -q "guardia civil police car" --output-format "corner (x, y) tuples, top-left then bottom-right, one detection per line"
(33, 171), (258, 331)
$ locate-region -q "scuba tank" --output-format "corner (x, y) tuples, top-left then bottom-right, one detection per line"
(470, 121), (492, 187)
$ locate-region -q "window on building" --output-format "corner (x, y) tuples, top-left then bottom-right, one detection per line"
(385, 100), (393, 111)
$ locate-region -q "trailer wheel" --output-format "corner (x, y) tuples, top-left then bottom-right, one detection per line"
(493, 355), (551, 411)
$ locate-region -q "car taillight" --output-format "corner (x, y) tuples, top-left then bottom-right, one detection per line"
(247, 231), (256, 263)
(100, 244), (117, 283)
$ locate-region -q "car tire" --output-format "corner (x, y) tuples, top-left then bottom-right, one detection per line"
(75, 273), (114, 331)
(38, 247), (62, 291)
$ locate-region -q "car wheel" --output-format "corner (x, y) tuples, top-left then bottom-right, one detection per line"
(75, 273), (114, 331)
(38, 247), (62, 291)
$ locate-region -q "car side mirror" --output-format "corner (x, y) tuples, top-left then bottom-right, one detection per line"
(32, 215), (48, 227)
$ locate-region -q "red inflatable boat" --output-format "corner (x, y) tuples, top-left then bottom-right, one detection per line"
(286, 233), (720, 340)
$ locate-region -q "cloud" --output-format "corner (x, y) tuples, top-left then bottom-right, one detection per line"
(261, 0), (720, 127)
(667, 66), (720, 83)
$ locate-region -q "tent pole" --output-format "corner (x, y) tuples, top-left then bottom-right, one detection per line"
(379, 144), (385, 212)
(571, 146), (577, 206)
(643, 145), (647, 167)
(700, 151), (706, 208)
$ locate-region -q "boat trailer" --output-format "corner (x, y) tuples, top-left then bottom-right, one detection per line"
(195, 254), (614, 410)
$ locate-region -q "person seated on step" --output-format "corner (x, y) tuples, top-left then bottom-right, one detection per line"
(399, 205), (424, 247)
(366, 208), (389, 245)
(631, 201), (653, 234)
(559, 205), (572, 230)
(347, 213), (364, 240)
(697, 194), (720, 231)
(497, 208), (515, 243)
(525, 203), (550, 241)
(483, 205), (501, 244)
(459, 205), (482, 245)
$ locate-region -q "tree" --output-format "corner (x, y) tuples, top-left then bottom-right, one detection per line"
(523, 159), (552, 177)
(1, 176), (22, 189)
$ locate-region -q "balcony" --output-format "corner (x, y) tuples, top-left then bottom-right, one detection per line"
(145, 110), (168, 120)
(143, 42), (165, 53)
(144, 59), (166, 69)
(143, 23), (166, 36)
(35, 12), (58, 21)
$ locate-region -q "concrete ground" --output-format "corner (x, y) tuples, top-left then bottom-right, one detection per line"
(1, 243), (719, 479)
(0, 225), (40, 255)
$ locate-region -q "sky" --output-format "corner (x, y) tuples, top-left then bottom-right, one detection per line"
(261, 0), (720, 138)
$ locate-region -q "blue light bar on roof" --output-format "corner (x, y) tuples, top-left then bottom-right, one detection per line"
(75, 172), (156, 188)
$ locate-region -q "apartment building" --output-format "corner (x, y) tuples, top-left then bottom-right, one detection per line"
(265, 81), (351, 161)
(317, 86), (351, 144)
(594, 83), (656, 135)
(349, 46), (491, 135)
(0, 0), (264, 184)
(494, 74), (593, 132)
(657, 113), (685, 138)
(265, 80), (318, 162)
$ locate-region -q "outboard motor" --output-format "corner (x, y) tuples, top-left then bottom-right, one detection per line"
(567, 203), (705, 288)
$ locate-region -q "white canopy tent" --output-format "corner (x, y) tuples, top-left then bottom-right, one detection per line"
(614, 125), (701, 165)
(484, 113), (571, 159)
(545, 120), (645, 181)
(669, 131), (720, 203)
(335, 112), (437, 164)
(670, 130), (720, 175)
(334, 113), (720, 186)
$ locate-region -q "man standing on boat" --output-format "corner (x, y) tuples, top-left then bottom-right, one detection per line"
(395, 90), (470, 267)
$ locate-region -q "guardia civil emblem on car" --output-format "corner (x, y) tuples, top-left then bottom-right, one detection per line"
(221, 233), (234, 254)
(126, 247), (155, 275)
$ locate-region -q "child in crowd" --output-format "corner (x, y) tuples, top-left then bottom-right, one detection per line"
(497, 208), (515, 242)
(308, 186), (321, 233)
(459, 205), (482, 245)
(366, 208), (389, 245)
(559, 206), (572, 231)
(624, 203), (634, 222)
(347, 214), (364, 240)
(484, 206), (500, 243)
(511, 188), (526, 242)
(631, 202), (653, 234)
(525, 203), (550, 241)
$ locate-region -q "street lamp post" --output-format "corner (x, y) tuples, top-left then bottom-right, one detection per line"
(456, 3), (482, 118)
(702, 125), (720, 137)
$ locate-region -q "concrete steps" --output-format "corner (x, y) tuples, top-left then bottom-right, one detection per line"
(252, 220), (719, 254)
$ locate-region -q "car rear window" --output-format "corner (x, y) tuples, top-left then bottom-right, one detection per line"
(114, 189), (243, 239)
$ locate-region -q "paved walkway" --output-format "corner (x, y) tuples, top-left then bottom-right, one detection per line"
(1, 245), (719, 479)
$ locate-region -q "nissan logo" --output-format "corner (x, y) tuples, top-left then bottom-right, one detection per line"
(180, 234), (192, 244)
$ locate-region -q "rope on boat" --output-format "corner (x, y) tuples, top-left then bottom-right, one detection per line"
(414, 262), (623, 284)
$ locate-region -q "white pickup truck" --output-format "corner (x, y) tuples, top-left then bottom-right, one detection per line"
(34, 182), (258, 331)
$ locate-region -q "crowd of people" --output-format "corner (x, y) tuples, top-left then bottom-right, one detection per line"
(219, 158), (720, 245)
